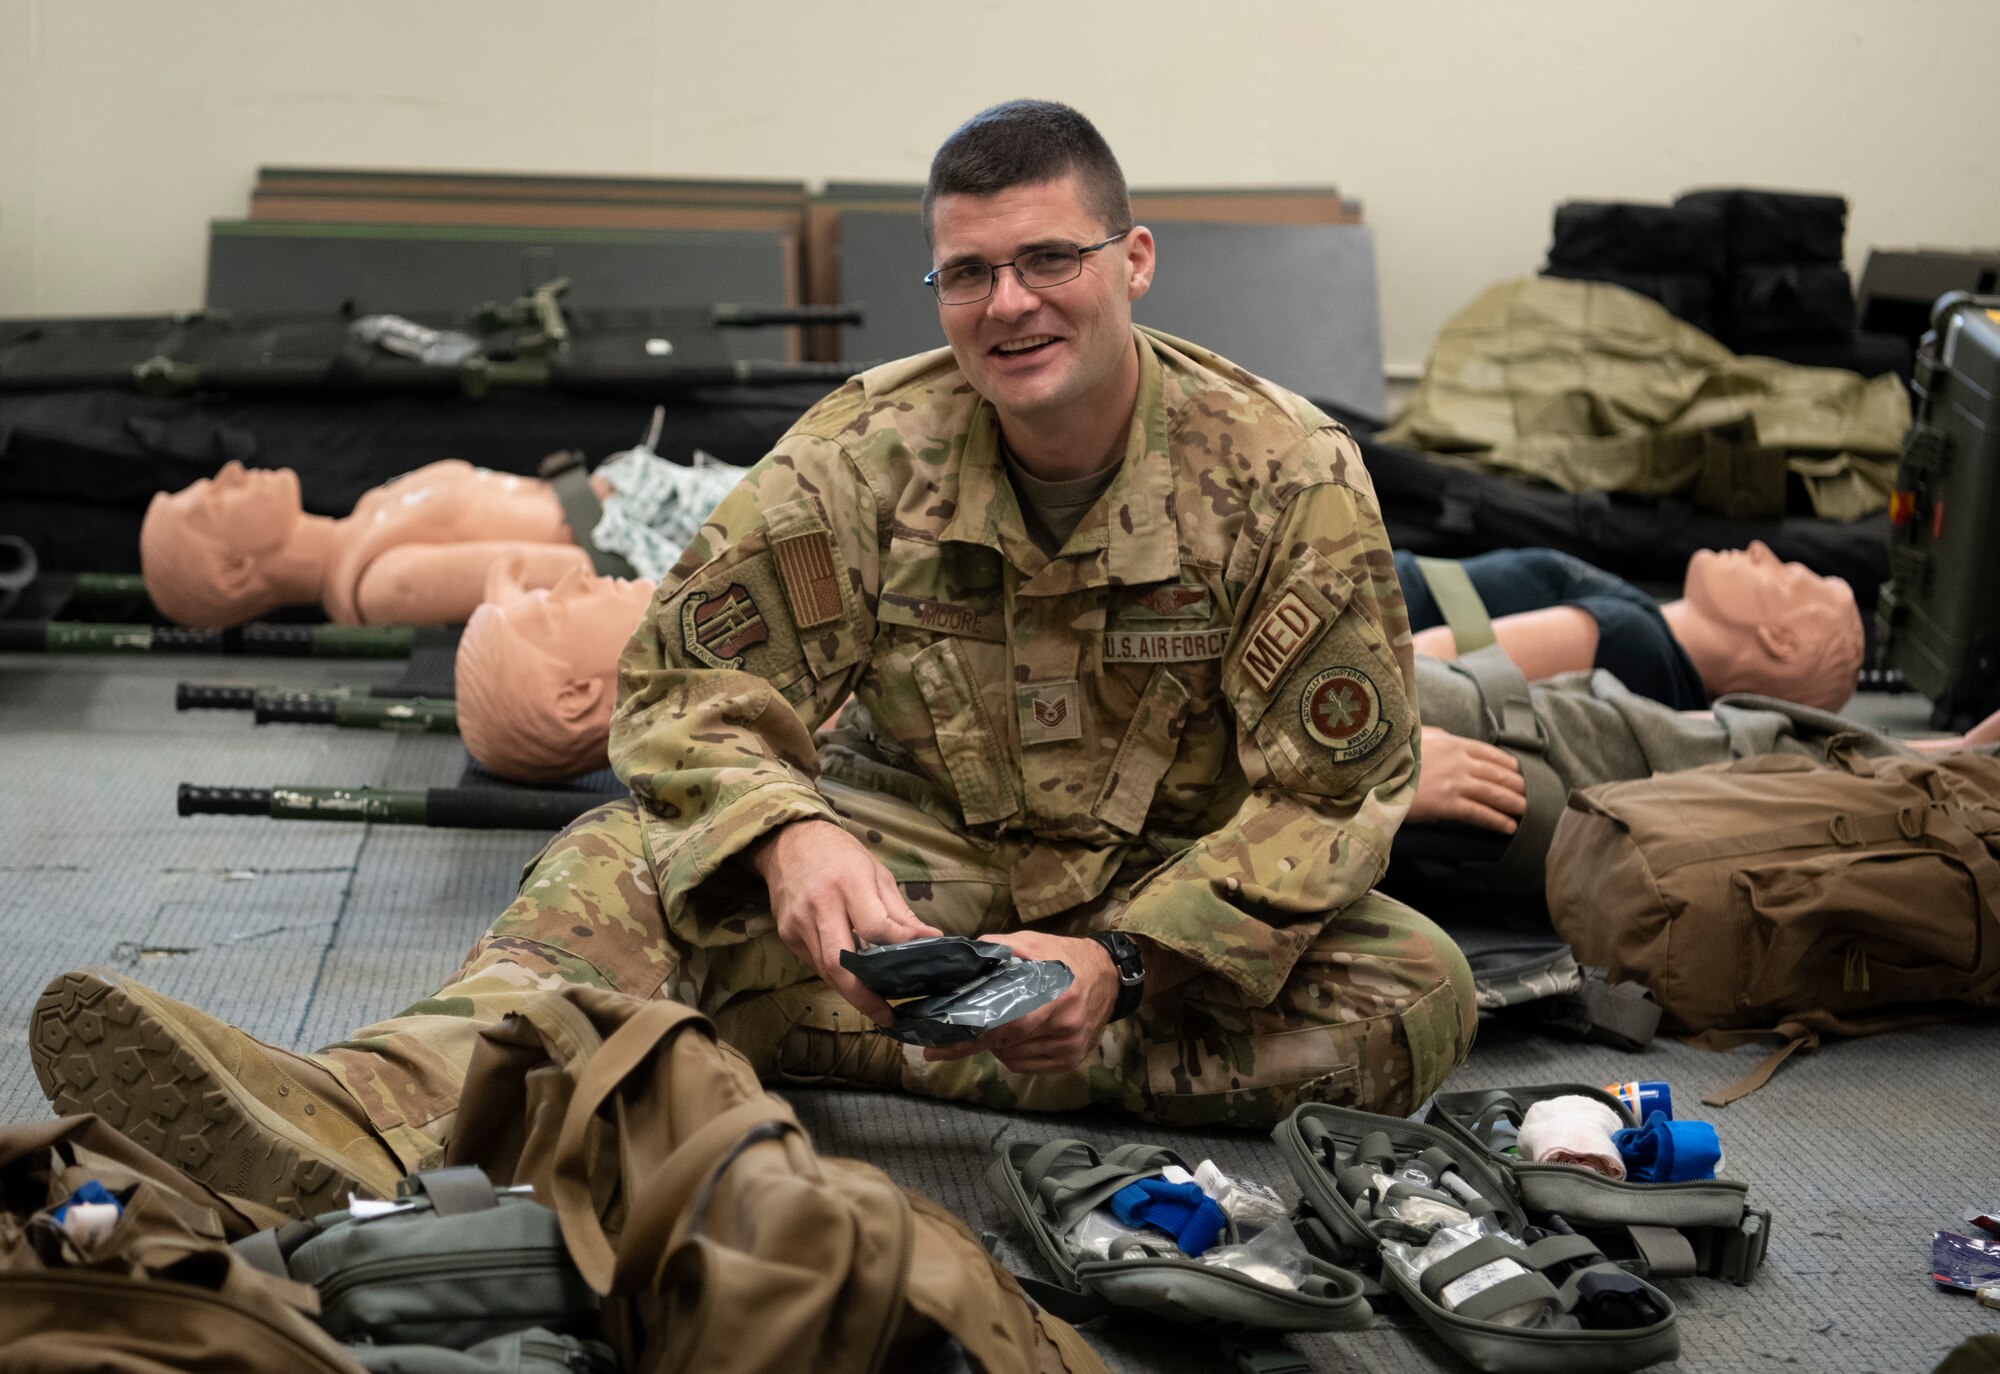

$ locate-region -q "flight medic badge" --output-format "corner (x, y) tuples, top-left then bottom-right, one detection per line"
(681, 583), (768, 669)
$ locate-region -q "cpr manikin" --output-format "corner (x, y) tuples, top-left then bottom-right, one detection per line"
(138, 460), (599, 627)
(1412, 542), (1874, 828)
(456, 562), (656, 783)
(1412, 542), (1864, 711)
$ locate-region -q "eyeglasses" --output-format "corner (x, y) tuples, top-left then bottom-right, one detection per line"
(923, 230), (1131, 305)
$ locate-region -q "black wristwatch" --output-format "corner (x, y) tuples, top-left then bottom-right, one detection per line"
(1090, 930), (1147, 1022)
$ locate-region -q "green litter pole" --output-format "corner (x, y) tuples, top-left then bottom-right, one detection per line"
(0, 620), (421, 657)
(62, 572), (157, 620)
(253, 693), (458, 735)
(177, 682), (373, 711)
(178, 783), (622, 831)
(1, 621), (225, 654)
(237, 623), (419, 658)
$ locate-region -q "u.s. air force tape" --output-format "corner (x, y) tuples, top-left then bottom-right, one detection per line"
(1100, 627), (1228, 663)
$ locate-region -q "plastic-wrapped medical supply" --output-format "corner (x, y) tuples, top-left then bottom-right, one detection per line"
(1069, 1207), (1190, 1263)
(840, 936), (1016, 998)
(1382, 1221), (1557, 1328)
(1196, 1219), (1313, 1291)
(1190, 1160), (1291, 1230)
(840, 935), (1076, 1047)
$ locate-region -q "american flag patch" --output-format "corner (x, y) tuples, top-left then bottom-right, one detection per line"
(773, 531), (843, 628)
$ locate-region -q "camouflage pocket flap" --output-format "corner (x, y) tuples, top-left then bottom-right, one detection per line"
(877, 538), (1006, 643)
(1093, 667), (1191, 836)
(1225, 549), (1353, 733)
(911, 637), (1020, 827)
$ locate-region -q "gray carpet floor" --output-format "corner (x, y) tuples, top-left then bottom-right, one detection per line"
(1, 648), (1994, 1373)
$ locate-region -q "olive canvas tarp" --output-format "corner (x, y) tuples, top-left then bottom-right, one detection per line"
(1381, 277), (1909, 522)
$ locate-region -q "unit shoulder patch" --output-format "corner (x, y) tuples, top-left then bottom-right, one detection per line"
(681, 583), (768, 669)
(1299, 665), (1390, 763)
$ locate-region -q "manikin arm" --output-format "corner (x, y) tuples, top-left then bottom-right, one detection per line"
(353, 542), (594, 625)
(1412, 605), (1600, 680)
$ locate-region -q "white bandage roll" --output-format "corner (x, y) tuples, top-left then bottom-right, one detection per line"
(1517, 1094), (1628, 1180)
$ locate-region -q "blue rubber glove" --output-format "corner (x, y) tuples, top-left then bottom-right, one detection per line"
(1108, 1177), (1228, 1256)
(1613, 1111), (1722, 1183)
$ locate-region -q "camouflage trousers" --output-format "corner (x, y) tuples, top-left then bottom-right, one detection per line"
(322, 774), (1476, 1173)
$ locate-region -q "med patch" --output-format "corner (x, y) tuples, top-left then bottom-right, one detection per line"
(1241, 588), (1326, 694)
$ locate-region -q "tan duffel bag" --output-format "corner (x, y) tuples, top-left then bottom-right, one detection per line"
(1546, 747), (2000, 1104)
(445, 984), (1108, 1374)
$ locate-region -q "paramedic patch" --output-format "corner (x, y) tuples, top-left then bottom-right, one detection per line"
(1299, 666), (1389, 762)
(1242, 589), (1325, 694)
(1101, 627), (1228, 664)
(681, 583), (768, 669)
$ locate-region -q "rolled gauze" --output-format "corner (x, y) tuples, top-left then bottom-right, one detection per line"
(1517, 1094), (1628, 1180)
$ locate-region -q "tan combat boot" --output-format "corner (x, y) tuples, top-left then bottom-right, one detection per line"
(30, 970), (402, 1217)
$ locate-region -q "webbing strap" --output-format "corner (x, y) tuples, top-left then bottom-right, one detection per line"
(231, 1226), (290, 1278)
(1452, 1270), (1561, 1323)
(399, 1164), (498, 1217)
(1648, 805), (1932, 874)
(1442, 645), (1568, 887)
(1699, 1023), (1820, 1107)
(1413, 556), (1496, 654)
(1623, 1224), (1698, 1278)
(1522, 1233), (1605, 1273)
(548, 463), (640, 579)
(1417, 1233), (1532, 1302)
(1577, 977), (1663, 1050)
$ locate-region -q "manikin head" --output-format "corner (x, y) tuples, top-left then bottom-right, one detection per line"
(923, 100), (1156, 426)
(1678, 541), (1863, 710)
(139, 461), (308, 626)
(456, 562), (657, 783)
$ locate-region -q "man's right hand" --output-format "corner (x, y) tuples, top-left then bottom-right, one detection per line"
(747, 819), (942, 1025)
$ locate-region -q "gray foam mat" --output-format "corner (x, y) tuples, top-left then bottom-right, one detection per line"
(3, 647), (1997, 1372)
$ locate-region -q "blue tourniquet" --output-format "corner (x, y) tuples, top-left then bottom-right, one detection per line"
(1108, 1177), (1228, 1256)
(50, 1179), (122, 1224)
(1613, 1112), (1722, 1183)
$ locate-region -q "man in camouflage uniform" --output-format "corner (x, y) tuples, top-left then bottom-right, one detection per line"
(31, 100), (1476, 1212)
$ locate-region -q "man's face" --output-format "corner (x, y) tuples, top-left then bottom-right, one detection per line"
(928, 173), (1154, 423)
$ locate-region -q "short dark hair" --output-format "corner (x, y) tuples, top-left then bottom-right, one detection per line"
(922, 100), (1133, 246)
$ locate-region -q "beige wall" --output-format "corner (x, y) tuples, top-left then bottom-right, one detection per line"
(4, 0), (1995, 375)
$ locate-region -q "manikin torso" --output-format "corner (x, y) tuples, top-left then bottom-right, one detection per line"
(139, 459), (601, 627)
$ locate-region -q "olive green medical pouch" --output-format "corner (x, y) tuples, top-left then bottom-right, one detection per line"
(988, 1137), (1373, 1333)
(344, 1328), (618, 1374)
(1276, 1104), (1681, 1374)
(233, 1165), (605, 1354)
(1426, 1083), (1770, 1284)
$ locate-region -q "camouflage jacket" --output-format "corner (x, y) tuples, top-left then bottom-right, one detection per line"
(610, 327), (1420, 1004)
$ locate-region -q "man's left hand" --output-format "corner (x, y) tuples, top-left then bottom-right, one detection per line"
(922, 929), (1120, 1075)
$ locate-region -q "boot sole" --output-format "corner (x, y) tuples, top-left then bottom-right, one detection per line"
(29, 970), (385, 1218)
